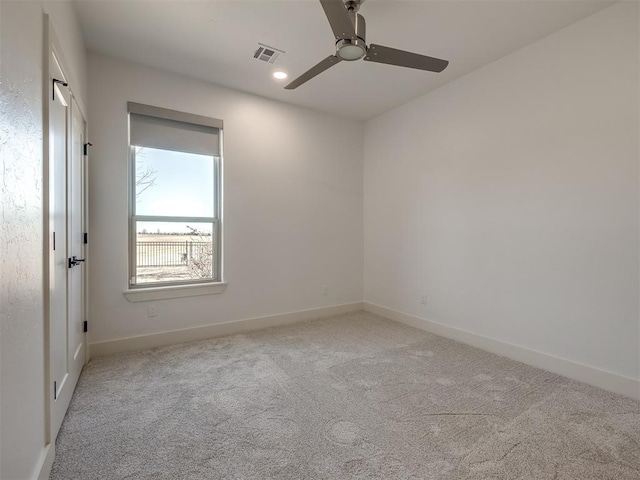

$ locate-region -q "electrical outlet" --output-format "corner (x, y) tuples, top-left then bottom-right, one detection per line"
(421, 294), (428, 305)
(323, 285), (329, 296)
(147, 304), (158, 317)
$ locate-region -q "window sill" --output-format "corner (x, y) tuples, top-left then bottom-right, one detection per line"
(124, 282), (227, 303)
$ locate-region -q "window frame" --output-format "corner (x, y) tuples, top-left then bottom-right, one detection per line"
(127, 102), (223, 289)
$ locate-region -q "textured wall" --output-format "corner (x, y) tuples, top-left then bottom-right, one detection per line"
(0, 1), (88, 478)
(0, 2), (46, 478)
(364, 2), (639, 380)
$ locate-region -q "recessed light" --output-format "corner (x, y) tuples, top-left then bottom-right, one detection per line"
(273, 71), (288, 80)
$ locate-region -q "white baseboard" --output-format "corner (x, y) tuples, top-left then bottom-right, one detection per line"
(90, 302), (363, 358)
(34, 443), (55, 480)
(364, 302), (640, 401)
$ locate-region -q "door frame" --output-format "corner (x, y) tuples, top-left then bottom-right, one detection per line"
(42, 14), (89, 447)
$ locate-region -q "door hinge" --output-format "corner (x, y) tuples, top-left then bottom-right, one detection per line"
(53, 381), (57, 400)
(53, 232), (56, 251)
(83, 142), (93, 156)
(83, 320), (88, 333)
(83, 232), (88, 244)
(52, 78), (68, 101)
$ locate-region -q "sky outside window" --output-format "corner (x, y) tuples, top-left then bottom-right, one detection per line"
(134, 147), (215, 233)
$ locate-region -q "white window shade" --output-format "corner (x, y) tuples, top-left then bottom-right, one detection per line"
(128, 102), (222, 157)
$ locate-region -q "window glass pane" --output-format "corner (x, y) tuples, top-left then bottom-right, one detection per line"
(134, 147), (215, 217)
(135, 221), (215, 284)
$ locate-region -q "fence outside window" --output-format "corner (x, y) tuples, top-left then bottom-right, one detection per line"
(136, 240), (211, 267)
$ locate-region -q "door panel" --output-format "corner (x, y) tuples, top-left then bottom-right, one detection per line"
(49, 51), (70, 437)
(69, 99), (86, 367)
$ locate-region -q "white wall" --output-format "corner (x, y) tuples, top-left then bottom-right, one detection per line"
(0, 2), (86, 478)
(88, 54), (363, 345)
(364, 2), (639, 382)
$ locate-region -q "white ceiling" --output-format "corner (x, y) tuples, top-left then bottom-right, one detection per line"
(74, 0), (615, 121)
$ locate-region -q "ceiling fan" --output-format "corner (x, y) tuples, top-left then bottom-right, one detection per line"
(285, 0), (449, 90)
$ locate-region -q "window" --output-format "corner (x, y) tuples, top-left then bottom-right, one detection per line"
(128, 102), (223, 288)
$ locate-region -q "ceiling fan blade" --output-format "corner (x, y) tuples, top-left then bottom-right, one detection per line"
(364, 44), (449, 72)
(285, 55), (342, 90)
(319, 0), (356, 40)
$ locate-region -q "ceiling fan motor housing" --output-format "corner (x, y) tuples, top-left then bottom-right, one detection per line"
(336, 13), (366, 61)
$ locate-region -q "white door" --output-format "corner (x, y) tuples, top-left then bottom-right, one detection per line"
(49, 48), (86, 438)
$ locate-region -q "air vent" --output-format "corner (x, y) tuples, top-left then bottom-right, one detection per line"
(254, 44), (285, 64)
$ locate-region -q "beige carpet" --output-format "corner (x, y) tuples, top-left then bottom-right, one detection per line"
(51, 311), (640, 479)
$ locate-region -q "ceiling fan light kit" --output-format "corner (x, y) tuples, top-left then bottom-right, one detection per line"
(285, 0), (449, 90)
(337, 39), (366, 61)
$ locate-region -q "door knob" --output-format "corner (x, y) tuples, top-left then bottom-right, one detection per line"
(68, 256), (86, 268)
